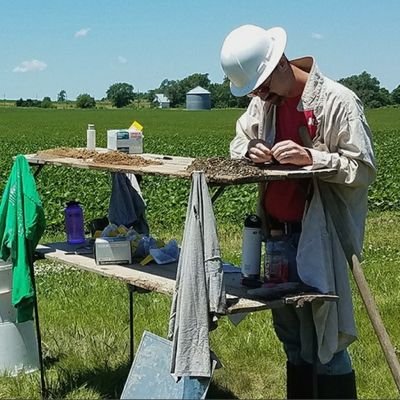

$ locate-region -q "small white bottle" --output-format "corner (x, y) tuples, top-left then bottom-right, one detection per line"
(87, 124), (96, 150)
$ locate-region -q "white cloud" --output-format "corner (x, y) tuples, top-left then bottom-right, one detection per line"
(75, 28), (90, 38)
(118, 56), (127, 64)
(312, 32), (323, 40)
(13, 59), (47, 73)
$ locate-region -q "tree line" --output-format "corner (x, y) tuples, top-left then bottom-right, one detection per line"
(15, 71), (400, 110)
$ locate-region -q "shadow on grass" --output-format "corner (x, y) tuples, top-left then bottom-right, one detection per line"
(46, 361), (238, 399)
(206, 381), (238, 399)
(46, 362), (130, 399)
(43, 355), (60, 369)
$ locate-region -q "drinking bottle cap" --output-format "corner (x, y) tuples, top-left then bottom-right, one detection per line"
(244, 214), (262, 228)
(66, 200), (80, 207)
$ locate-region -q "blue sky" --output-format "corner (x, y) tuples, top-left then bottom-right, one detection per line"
(1, 0), (399, 100)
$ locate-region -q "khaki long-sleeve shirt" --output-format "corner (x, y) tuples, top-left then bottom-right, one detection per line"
(230, 57), (376, 363)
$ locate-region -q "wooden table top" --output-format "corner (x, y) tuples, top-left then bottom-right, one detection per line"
(36, 242), (338, 315)
(25, 148), (337, 185)
(30, 149), (339, 313)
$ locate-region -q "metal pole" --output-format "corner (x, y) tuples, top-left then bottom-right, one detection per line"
(128, 284), (135, 364)
(30, 159), (46, 398)
(211, 185), (226, 203)
(29, 258), (47, 399)
(310, 302), (319, 399)
(33, 164), (44, 178)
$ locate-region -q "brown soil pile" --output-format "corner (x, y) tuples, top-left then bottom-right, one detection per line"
(38, 148), (96, 159)
(187, 157), (268, 179)
(92, 151), (161, 166)
(38, 147), (161, 166)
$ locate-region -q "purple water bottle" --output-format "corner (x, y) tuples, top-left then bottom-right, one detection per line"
(65, 201), (85, 244)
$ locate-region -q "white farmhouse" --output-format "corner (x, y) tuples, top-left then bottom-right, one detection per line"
(153, 94), (170, 109)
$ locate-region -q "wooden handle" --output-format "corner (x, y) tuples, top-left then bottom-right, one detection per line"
(351, 255), (400, 392)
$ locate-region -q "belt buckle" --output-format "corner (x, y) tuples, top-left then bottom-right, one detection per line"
(283, 222), (302, 235)
(283, 222), (289, 235)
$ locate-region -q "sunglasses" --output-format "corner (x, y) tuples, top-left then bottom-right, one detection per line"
(248, 70), (274, 98)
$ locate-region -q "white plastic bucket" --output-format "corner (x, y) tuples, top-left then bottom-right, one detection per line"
(0, 260), (12, 292)
(0, 320), (39, 376)
(0, 289), (16, 322)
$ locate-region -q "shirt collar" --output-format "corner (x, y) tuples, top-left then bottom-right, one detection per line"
(290, 56), (324, 111)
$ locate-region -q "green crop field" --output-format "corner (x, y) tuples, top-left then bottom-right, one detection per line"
(0, 107), (400, 399)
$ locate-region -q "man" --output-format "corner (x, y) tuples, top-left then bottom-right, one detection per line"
(220, 25), (376, 399)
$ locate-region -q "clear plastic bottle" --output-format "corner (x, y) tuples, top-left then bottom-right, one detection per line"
(87, 124), (96, 150)
(264, 229), (289, 284)
(65, 201), (85, 244)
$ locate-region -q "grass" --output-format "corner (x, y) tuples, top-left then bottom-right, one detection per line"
(1, 215), (399, 399)
(0, 107), (400, 398)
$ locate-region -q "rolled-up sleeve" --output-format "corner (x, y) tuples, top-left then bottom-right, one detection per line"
(230, 99), (264, 159)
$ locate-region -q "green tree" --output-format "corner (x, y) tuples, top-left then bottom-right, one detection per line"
(76, 93), (96, 109)
(146, 89), (158, 106)
(15, 98), (42, 107)
(41, 96), (52, 108)
(209, 76), (250, 108)
(57, 90), (67, 102)
(106, 83), (135, 108)
(157, 74), (212, 107)
(339, 71), (392, 108)
(391, 85), (400, 105)
(158, 79), (180, 107)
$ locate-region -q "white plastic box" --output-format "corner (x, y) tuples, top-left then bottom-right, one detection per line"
(107, 129), (143, 154)
(95, 237), (132, 265)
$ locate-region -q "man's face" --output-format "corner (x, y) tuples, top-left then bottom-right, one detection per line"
(249, 62), (292, 105)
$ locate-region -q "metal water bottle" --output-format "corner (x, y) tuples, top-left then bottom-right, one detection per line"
(65, 201), (85, 244)
(241, 214), (262, 284)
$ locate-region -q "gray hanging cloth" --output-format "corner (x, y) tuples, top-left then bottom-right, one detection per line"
(108, 172), (149, 235)
(168, 171), (226, 379)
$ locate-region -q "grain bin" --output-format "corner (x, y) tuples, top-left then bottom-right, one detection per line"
(186, 86), (211, 110)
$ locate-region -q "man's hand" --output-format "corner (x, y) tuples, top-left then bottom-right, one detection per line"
(248, 141), (274, 164)
(272, 140), (313, 166)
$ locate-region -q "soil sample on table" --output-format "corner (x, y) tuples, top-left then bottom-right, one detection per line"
(187, 157), (268, 180)
(38, 147), (162, 167)
(38, 148), (97, 159)
(92, 151), (161, 166)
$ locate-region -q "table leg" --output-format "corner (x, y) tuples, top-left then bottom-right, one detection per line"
(211, 185), (226, 203)
(128, 284), (135, 364)
(29, 261), (47, 399)
(311, 332), (318, 398)
(33, 164), (44, 178)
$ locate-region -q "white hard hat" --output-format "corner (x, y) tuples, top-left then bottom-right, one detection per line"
(220, 25), (287, 97)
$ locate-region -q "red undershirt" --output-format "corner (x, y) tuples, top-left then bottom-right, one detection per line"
(264, 95), (315, 222)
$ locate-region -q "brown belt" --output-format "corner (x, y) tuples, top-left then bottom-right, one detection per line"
(269, 219), (302, 235)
